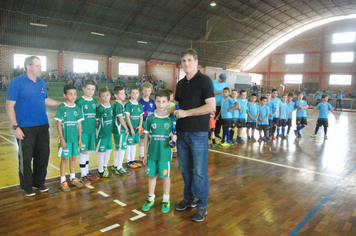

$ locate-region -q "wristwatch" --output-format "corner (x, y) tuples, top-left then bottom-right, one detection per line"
(12, 125), (19, 130)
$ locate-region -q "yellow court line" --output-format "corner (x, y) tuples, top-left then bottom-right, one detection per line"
(209, 149), (342, 180)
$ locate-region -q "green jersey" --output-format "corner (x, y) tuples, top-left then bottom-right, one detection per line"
(96, 103), (113, 139)
(112, 100), (126, 134)
(75, 96), (97, 134)
(144, 113), (174, 161)
(55, 103), (84, 143)
(125, 100), (143, 129)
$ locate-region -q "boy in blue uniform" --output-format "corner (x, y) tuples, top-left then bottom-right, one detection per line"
(257, 96), (270, 142)
(277, 94), (289, 138)
(286, 93), (295, 137)
(230, 89), (239, 144)
(315, 88), (323, 104)
(246, 93), (259, 141)
(270, 88), (282, 139)
(295, 92), (309, 138)
(336, 87), (343, 110)
(309, 94), (337, 139)
(217, 87), (239, 146)
(265, 91), (275, 139)
(325, 87), (332, 101)
(236, 90), (248, 143)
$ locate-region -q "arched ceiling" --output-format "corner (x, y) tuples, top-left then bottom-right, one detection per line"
(1, 0), (356, 71)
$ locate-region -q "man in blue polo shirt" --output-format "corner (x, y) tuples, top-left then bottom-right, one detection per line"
(6, 56), (60, 197)
(213, 73), (227, 139)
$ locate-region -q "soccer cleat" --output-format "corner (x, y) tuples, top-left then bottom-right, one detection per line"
(324, 135), (328, 139)
(70, 178), (84, 187)
(33, 185), (49, 192)
(175, 200), (196, 211)
(142, 199), (154, 211)
(230, 139), (236, 144)
(220, 142), (230, 147)
(127, 161), (139, 169)
(161, 201), (170, 213)
(237, 138), (245, 143)
(115, 168), (130, 176)
(281, 135), (287, 139)
(81, 176), (91, 185)
(247, 137), (251, 141)
(111, 166), (117, 171)
(191, 208), (208, 222)
(87, 172), (100, 181)
(310, 134), (317, 138)
(100, 167), (113, 178)
(139, 156), (144, 162)
(211, 143), (220, 147)
(271, 135), (276, 140)
(251, 137), (257, 142)
(24, 189), (35, 196)
(132, 160), (142, 168)
(258, 138), (263, 142)
(60, 181), (70, 192)
(298, 133), (302, 138)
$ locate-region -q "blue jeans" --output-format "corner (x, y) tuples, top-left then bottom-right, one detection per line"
(177, 131), (209, 209)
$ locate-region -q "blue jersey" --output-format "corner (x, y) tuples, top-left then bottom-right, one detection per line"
(325, 90), (332, 99)
(231, 98), (239, 119)
(220, 97), (235, 119)
(213, 80), (226, 106)
(296, 100), (307, 118)
(258, 105), (270, 125)
(302, 90), (306, 97)
(337, 91), (343, 100)
(315, 91), (323, 100)
(139, 98), (156, 122)
(288, 101), (295, 119)
(316, 102), (333, 119)
(247, 103), (258, 122)
(266, 100), (275, 120)
(270, 98), (282, 118)
(236, 98), (248, 120)
(280, 102), (289, 119)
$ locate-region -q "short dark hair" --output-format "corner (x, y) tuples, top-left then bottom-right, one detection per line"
(231, 89), (238, 93)
(272, 88), (278, 93)
(154, 89), (170, 100)
(165, 89), (173, 95)
(113, 85), (125, 94)
(99, 87), (110, 97)
(129, 85), (140, 93)
(24, 56), (40, 69)
(223, 87), (230, 92)
(288, 93), (294, 97)
(64, 84), (76, 94)
(84, 79), (96, 87)
(297, 91), (303, 96)
(250, 93), (257, 97)
(181, 48), (198, 60)
(322, 94), (328, 98)
(240, 90), (246, 95)
(260, 96), (267, 101)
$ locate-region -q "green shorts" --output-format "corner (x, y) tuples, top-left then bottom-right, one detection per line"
(113, 133), (127, 151)
(80, 133), (96, 152)
(127, 132), (140, 145)
(147, 160), (171, 179)
(58, 142), (79, 158)
(96, 137), (113, 153)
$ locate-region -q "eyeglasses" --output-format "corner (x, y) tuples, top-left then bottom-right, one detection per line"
(30, 65), (42, 68)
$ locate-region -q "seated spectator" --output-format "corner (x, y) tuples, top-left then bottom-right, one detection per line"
(119, 77), (126, 86)
(14, 65), (21, 77)
(350, 89), (356, 98)
(113, 77), (119, 85)
(101, 72), (107, 83)
(63, 70), (68, 80)
(1, 75), (9, 91)
(75, 78), (82, 90)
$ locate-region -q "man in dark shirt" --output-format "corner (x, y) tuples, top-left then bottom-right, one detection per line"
(174, 48), (215, 222)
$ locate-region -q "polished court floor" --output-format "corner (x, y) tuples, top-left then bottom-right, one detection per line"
(0, 106), (356, 235)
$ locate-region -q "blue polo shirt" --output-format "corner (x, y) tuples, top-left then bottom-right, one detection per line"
(258, 105), (270, 125)
(213, 80), (226, 106)
(315, 91), (323, 100)
(247, 102), (258, 122)
(7, 73), (48, 127)
(221, 97), (235, 119)
(296, 100), (307, 118)
(280, 102), (289, 119)
(237, 98), (248, 120)
(270, 97), (282, 118)
(288, 101), (295, 119)
(316, 102), (333, 119)
(337, 91), (343, 100)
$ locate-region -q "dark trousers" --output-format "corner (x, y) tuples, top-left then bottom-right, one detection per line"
(17, 124), (50, 190)
(214, 106), (222, 137)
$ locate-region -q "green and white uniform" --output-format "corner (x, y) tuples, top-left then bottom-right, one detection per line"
(144, 113), (174, 178)
(125, 100), (143, 145)
(55, 103), (84, 157)
(112, 100), (127, 150)
(96, 103), (113, 152)
(76, 96), (97, 152)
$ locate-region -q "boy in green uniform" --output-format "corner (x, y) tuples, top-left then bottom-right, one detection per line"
(55, 84), (84, 192)
(96, 88), (114, 178)
(142, 90), (176, 213)
(112, 86), (130, 175)
(124, 86), (143, 169)
(76, 79), (99, 184)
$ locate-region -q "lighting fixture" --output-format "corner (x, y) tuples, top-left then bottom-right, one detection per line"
(210, 1), (217, 6)
(91, 32), (105, 36)
(30, 22), (48, 27)
(137, 41), (148, 44)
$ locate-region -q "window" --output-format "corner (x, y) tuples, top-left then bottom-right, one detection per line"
(331, 52), (354, 63)
(14, 54), (47, 71)
(284, 74), (302, 84)
(73, 59), (98, 73)
(119, 62), (139, 76)
(285, 54), (304, 64)
(249, 73), (262, 85)
(332, 32), (356, 44)
(329, 75), (352, 85)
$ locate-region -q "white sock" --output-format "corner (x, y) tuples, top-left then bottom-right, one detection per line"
(60, 176), (66, 183)
(118, 150), (125, 169)
(125, 146), (131, 163)
(114, 150), (119, 168)
(79, 153), (87, 177)
(163, 194), (170, 202)
(148, 194), (155, 202)
(86, 152), (90, 174)
(131, 145), (136, 162)
(70, 173), (75, 181)
(98, 152), (105, 173)
(104, 150), (112, 167)
(139, 146), (144, 158)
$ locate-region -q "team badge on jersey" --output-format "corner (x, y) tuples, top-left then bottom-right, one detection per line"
(104, 113), (107, 118)
(93, 104), (96, 109)
(137, 108), (141, 112)
(151, 123), (157, 129)
(40, 87), (45, 93)
(73, 111), (78, 117)
(164, 123), (170, 130)
(85, 105), (88, 110)
(150, 103), (153, 108)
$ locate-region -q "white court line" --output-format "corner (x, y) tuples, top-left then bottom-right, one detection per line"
(0, 134), (16, 145)
(113, 199), (127, 206)
(100, 223), (120, 232)
(130, 209), (146, 221)
(98, 191), (109, 197)
(209, 149), (343, 179)
(85, 185), (94, 189)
